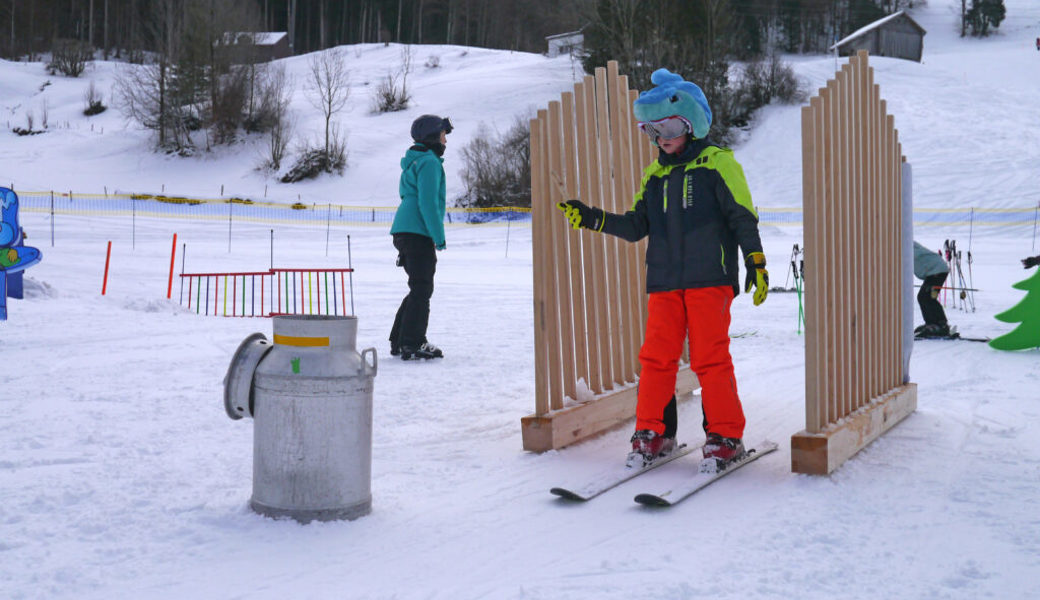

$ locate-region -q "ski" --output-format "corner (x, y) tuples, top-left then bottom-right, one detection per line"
(633, 440), (779, 507)
(550, 443), (700, 502)
(915, 325), (989, 343)
(914, 333), (990, 343)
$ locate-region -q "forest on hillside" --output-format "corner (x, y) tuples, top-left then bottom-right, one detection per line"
(3, 0), (930, 61)
(5, 0), (1007, 202)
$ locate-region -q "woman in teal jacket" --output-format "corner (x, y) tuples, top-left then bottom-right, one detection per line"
(389, 114), (452, 360)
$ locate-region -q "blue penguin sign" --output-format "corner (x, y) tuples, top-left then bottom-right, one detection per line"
(1, 187), (42, 320)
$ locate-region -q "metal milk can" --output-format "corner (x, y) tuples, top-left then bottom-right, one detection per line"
(224, 315), (377, 522)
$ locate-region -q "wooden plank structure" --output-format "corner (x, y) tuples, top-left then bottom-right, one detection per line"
(521, 61), (698, 452)
(793, 51), (917, 474)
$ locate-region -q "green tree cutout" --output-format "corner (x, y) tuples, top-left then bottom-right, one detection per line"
(989, 268), (1040, 351)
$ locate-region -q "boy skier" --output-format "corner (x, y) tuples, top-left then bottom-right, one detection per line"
(557, 69), (768, 470)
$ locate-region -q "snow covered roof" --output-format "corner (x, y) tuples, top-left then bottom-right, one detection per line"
(220, 32), (288, 46)
(545, 29), (584, 41)
(830, 11), (926, 51)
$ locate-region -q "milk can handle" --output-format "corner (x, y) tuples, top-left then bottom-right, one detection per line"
(361, 347), (378, 377)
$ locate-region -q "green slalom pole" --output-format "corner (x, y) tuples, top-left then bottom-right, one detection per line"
(796, 275), (804, 334)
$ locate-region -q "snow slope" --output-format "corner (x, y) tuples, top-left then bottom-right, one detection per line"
(2, 1), (1039, 598)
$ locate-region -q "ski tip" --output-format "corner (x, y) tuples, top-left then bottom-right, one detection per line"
(756, 440), (780, 452)
(550, 488), (588, 502)
(634, 493), (671, 507)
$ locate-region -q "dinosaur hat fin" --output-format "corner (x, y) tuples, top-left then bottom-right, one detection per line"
(633, 68), (712, 140)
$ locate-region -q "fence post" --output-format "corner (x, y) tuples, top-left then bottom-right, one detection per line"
(102, 241), (112, 295)
(347, 235), (355, 316)
(179, 242), (186, 304)
(227, 198), (233, 253)
(167, 233), (177, 299)
(505, 210), (511, 258)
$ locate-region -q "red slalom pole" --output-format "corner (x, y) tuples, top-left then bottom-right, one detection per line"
(167, 233), (177, 299)
(102, 241), (112, 295)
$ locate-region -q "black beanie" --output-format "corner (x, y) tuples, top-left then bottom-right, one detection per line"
(410, 115), (453, 144)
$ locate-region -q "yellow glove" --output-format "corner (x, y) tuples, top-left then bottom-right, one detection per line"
(556, 200), (604, 231)
(744, 252), (768, 306)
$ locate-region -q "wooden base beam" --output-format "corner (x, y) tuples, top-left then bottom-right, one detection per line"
(521, 370), (698, 452)
(791, 383), (917, 475)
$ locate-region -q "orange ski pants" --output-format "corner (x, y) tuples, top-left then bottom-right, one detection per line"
(636, 286), (745, 439)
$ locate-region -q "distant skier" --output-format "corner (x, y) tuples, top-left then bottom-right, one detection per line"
(1022, 255), (1040, 269)
(389, 115), (453, 361)
(557, 68), (768, 471)
(1035, 37), (1039, 51)
(913, 241), (952, 338)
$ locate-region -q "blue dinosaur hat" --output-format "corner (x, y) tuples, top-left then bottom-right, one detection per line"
(633, 68), (712, 140)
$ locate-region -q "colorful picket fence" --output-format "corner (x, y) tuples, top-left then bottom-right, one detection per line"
(179, 267), (354, 317)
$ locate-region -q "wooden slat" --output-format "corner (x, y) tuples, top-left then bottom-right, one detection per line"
(823, 82), (838, 425)
(860, 56), (877, 398)
(574, 77), (605, 395)
(605, 62), (636, 383)
(547, 102), (577, 406)
(594, 66), (625, 386)
(530, 116), (550, 416)
(540, 108), (565, 411)
(802, 100), (820, 432)
(561, 92), (590, 393)
(614, 71), (643, 380)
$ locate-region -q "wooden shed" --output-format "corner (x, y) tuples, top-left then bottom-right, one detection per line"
(545, 30), (584, 58)
(216, 32), (291, 65)
(830, 11), (926, 62)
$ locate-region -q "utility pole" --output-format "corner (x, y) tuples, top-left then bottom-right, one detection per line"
(10, 0), (15, 59)
(287, 0), (296, 53)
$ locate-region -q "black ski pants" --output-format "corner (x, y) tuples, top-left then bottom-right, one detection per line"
(390, 232), (437, 350)
(917, 272), (948, 327)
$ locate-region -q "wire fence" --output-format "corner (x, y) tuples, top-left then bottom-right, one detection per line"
(12, 189), (1040, 232)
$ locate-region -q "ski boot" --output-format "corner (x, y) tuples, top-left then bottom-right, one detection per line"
(916, 323), (951, 339)
(400, 342), (444, 361)
(626, 429), (676, 468)
(701, 432), (746, 473)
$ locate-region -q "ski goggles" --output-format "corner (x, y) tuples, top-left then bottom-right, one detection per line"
(637, 116), (691, 141)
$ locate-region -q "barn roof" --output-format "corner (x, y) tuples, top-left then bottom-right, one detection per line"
(220, 32), (288, 46)
(830, 11), (926, 51)
(545, 29), (584, 41)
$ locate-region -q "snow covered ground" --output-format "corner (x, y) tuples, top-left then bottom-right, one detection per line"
(2, 1), (1040, 598)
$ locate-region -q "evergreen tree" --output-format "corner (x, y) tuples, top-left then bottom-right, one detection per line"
(965, 0), (1006, 37)
(989, 268), (1040, 351)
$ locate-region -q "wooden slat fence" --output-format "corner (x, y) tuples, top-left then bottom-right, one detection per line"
(792, 51), (917, 474)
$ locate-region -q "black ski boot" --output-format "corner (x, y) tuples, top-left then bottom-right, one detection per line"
(400, 342), (444, 361)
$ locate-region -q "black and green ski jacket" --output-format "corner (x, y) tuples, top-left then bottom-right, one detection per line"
(599, 138), (764, 295)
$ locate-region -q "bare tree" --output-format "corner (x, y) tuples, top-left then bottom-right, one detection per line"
(114, 0), (191, 151)
(306, 48), (350, 157)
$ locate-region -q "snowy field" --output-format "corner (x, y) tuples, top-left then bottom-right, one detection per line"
(3, 1), (1040, 598)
